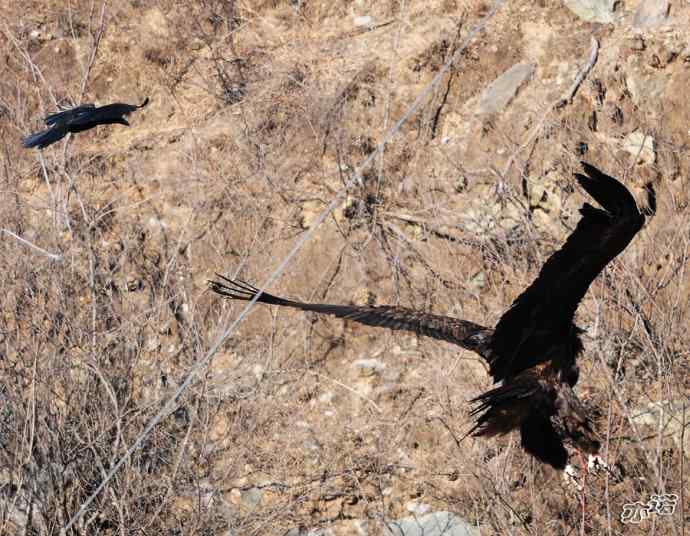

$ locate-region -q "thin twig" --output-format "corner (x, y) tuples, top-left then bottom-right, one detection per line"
(556, 37), (599, 109)
(62, 2), (508, 530)
(500, 37), (599, 181)
(380, 210), (475, 245)
(1, 229), (63, 261)
(1, 23), (59, 107)
(681, 403), (686, 536)
(79, 1), (109, 98)
(307, 370), (382, 413)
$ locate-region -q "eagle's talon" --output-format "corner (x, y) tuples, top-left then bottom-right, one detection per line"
(563, 464), (583, 491)
(587, 454), (607, 474)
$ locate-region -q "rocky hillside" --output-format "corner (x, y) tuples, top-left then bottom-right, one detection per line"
(1, 0), (688, 534)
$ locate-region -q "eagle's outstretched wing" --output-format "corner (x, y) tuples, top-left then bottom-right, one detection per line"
(209, 275), (491, 354)
(488, 162), (653, 381)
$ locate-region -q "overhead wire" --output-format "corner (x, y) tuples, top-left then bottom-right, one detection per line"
(63, 1), (506, 531)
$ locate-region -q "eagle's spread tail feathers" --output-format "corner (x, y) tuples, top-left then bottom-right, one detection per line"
(469, 375), (552, 437)
(468, 374), (569, 470)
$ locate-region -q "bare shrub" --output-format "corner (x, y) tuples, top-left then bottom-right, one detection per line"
(1, 1), (688, 534)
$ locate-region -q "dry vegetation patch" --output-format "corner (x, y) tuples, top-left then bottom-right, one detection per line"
(0, 0), (688, 534)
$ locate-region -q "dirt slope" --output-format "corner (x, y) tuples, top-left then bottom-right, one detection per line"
(1, 0), (688, 534)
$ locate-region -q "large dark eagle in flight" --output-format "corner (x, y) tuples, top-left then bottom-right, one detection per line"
(209, 163), (654, 477)
(23, 98), (149, 149)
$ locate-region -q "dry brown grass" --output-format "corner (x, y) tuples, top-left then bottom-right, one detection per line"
(1, 0), (688, 534)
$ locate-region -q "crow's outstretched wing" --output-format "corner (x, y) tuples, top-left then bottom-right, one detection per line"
(209, 275), (491, 354)
(488, 162), (651, 381)
(44, 104), (95, 126)
(68, 98), (149, 128)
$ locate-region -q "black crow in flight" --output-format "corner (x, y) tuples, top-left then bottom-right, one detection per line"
(209, 162), (656, 481)
(23, 97), (149, 149)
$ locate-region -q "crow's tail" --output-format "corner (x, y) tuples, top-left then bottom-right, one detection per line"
(22, 127), (68, 149)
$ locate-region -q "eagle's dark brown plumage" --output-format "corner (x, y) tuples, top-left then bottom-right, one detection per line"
(209, 162), (654, 471)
